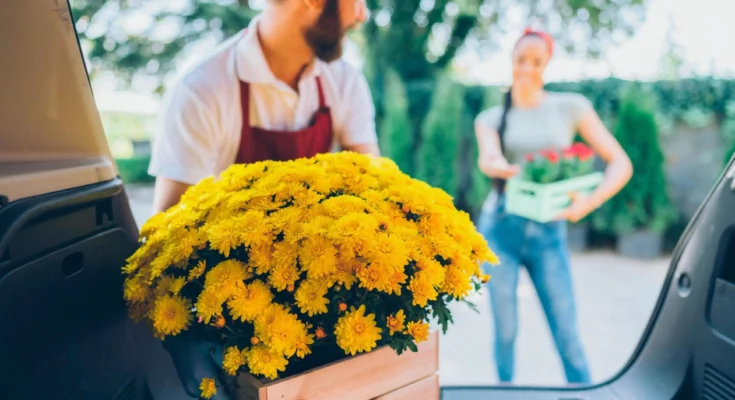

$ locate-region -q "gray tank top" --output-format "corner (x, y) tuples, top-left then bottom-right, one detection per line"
(475, 92), (592, 164)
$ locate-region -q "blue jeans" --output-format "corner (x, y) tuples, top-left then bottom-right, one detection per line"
(477, 194), (591, 384)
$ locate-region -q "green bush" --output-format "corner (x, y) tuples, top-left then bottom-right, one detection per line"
(591, 88), (677, 235)
(416, 74), (464, 198)
(116, 156), (155, 184)
(378, 70), (415, 177)
(722, 102), (735, 167)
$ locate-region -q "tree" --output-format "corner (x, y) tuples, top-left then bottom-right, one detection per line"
(378, 70), (414, 176)
(722, 102), (735, 168)
(416, 74), (464, 197)
(591, 87), (676, 235)
(71, 0), (649, 115)
(659, 14), (686, 80)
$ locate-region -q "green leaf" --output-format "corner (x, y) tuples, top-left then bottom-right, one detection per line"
(461, 298), (480, 314)
(430, 297), (454, 334)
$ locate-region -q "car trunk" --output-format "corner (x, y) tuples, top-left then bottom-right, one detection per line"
(0, 1), (156, 398)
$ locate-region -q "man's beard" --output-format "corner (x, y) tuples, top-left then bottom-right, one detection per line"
(304, 0), (346, 62)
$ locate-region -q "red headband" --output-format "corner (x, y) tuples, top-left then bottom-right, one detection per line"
(519, 27), (554, 56)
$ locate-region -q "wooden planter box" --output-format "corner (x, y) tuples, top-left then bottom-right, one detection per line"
(505, 172), (604, 223)
(231, 332), (439, 400)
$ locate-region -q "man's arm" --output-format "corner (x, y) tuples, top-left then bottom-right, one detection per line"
(338, 67), (381, 156)
(152, 178), (191, 214)
(148, 83), (218, 214)
(343, 142), (381, 156)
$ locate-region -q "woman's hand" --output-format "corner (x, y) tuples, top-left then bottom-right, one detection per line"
(479, 157), (521, 180)
(555, 192), (597, 223)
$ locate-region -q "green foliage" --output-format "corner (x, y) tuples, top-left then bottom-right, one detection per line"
(378, 70), (415, 176)
(591, 88), (677, 235)
(464, 87), (501, 217)
(116, 156), (155, 184)
(416, 75), (464, 197)
(722, 102), (735, 167)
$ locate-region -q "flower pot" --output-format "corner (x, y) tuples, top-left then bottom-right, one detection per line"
(567, 223), (589, 252)
(616, 229), (663, 259)
(229, 332), (439, 400)
(131, 139), (151, 157)
(505, 172), (604, 223)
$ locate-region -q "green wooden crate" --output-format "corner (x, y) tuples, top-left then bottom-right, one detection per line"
(505, 172), (604, 223)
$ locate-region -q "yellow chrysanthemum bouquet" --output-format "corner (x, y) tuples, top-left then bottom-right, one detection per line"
(122, 152), (497, 394)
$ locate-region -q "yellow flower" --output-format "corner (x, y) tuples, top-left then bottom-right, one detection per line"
(266, 312), (307, 357)
(320, 195), (369, 217)
(387, 310), (406, 335)
(327, 213), (378, 250)
(206, 216), (241, 257)
(156, 276), (187, 296)
(188, 260), (207, 281)
(268, 262), (300, 292)
(123, 276), (150, 304)
(407, 321), (430, 343)
(247, 345), (288, 380)
(330, 260), (359, 290)
(204, 260), (250, 297)
(367, 232), (410, 272)
(384, 269), (408, 296)
(415, 257), (446, 287)
(170, 228), (202, 262)
(298, 236), (338, 279)
(356, 264), (389, 292)
(235, 209), (273, 247)
(272, 241), (299, 271)
(295, 331), (315, 359)
(199, 378), (217, 399)
(441, 264), (473, 299)
(223, 346), (246, 376)
(294, 280), (330, 317)
(227, 280), (274, 322)
(195, 288), (226, 324)
(407, 273), (438, 307)
(249, 243), (274, 275)
(334, 305), (382, 356)
(151, 295), (193, 337)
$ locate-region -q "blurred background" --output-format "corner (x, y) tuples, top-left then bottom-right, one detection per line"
(71, 0), (735, 388)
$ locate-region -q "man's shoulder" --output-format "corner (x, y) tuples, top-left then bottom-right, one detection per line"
(319, 58), (366, 87)
(172, 35), (240, 98)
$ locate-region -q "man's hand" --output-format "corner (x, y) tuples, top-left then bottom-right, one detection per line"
(343, 143), (381, 157)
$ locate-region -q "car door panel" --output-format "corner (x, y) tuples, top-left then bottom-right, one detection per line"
(0, 179), (156, 399)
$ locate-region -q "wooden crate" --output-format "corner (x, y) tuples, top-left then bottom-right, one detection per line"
(505, 172), (604, 223)
(232, 332), (439, 400)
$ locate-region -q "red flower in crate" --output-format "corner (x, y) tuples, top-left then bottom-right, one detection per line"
(570, 143), (594, 161)
(541, 149), (560, 164)
(522, 144), (596, 184)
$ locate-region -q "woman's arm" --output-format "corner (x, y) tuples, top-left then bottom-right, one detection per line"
(475, 119), (521, 180)
(557, 108), (633, 222)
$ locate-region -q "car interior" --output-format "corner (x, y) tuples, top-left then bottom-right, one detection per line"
(1, 1), (734, 399)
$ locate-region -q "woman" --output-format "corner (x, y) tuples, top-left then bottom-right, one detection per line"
(475, 28), (633, 384)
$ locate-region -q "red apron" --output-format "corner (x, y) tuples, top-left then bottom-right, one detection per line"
(235, 77), (334, 163)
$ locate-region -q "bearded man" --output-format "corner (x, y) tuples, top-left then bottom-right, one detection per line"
(149, 0), (379, 213)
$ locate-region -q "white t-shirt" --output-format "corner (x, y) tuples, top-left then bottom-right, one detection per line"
(148, 17), (378, 185)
